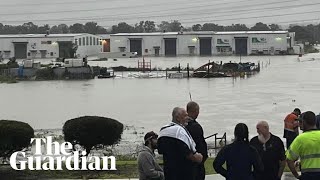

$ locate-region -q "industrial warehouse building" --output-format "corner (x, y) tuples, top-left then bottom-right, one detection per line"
(109, 31), (297, 56)
(0, 33), (102, 59)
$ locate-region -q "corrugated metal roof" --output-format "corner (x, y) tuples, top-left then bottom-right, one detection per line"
(214, 31), (288, 35)
(0, 33), (91, 38)
(98, 34), (111, 39)
(111, 31), (288, 36)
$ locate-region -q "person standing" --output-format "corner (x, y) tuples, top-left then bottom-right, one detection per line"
(284, 108), (301, 148)
(213, 123), (263, 180)
(250, 121), (286, 180)
(158, 107), (203, 180)
(186, 101), (208, 180)
(286, 111), (320, 180)
(137, 131), (164, 180)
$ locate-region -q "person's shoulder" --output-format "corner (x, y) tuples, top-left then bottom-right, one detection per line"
(270, 134), (282, 140)
(250, 136), (259, 142)
(137, 150), (151, 160)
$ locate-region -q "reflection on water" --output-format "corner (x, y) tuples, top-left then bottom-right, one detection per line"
(0, 55), (320, 146)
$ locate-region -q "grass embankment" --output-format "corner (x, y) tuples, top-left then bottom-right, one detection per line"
(0, 157), (292, 179)
(0, 75), (17, 83)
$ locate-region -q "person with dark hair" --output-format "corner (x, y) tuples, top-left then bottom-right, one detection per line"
(286, 111), (320, 180)
(186, 101), (208, 180)
(250, 121), (286, 180)
(158, 107), (203, 180)
(213, 123), (263, 180)
(137, 131), (164, 180)
(283, 108), (301, 148)
(316, 113), (320, 129)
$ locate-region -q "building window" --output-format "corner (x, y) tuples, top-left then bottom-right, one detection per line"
(188, 46), (195, 55)
(217, 47), (232, 53)
(79, 38), (82, 46)
(86, 37), (89, 46)
(83, 37), (85, 46)
(119, 47), (126, 52)
(153, 46), (160, 56)
(50, 52), (54, 56)
(93, 38), (96, 45)
(90, 37), (92, 46)
(97, 38), (100, 46)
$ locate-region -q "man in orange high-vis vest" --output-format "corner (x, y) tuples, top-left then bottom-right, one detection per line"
(283, 108), (301, 149)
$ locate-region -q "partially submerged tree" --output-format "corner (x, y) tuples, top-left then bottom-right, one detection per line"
(0, 120), (34, 159)
(63, 116), (124, 155)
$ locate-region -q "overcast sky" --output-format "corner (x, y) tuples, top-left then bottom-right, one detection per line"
(0, 0), (319, 28)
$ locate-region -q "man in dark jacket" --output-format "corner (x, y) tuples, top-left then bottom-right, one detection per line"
(186, 101), (208, 180)
(316, 113), (320, 129)
(158, 107), (203, 180)
(138, 131), (164, 180)
(250, 121), (286, 180)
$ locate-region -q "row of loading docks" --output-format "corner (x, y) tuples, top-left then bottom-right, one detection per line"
(11, 41), (75, 59)
(128, 37), (249, 56)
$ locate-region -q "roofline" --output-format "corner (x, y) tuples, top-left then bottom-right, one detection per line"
(111, 31), (289, 36)
(0, 33), (95, 38)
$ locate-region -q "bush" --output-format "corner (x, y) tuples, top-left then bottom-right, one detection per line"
(0, 75), (17, 83)
(0, 120), (34, 158)
(63, 116), (124, 155)
(35, 68), (54, 80)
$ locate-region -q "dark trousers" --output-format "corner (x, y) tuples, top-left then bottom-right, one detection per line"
(193, 164), (205, 180)
(284, 130), (298, 149)
(300, 172), (320, 180)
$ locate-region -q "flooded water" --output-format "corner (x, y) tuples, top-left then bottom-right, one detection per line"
(1, 54), (320, 150)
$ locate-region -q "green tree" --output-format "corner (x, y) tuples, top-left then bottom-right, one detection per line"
(202, 23), (224, 31)
(0, 120), (34, 159)
(57, 24), (69, 33)
(158, 21), (170, 32)
(84, 22), (99, 34)
(97, 26), (108, 34)
(250, 22), (270, 31)
(289, 25), (312, 43)
(169, 20), (183, 32)
(225, 24), (249, 31)
(22, 22), (38, 34)
(69, 23), (85, 33)
(112, 22), (135, 33)
(192, 24), (202, 31)
(144, 21), (156, 32)
(269, 24), (281, 31)
(63, 116), (124, 155)
(38, 24), (50, 34)
(134, 21), (145, 33)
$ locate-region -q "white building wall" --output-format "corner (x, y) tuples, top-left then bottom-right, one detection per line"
(248, 33), (287, 54)
(213, 35), (234, 55)
(0, 34), (102, 59)
(0, 37), (61, 59)
(177, 34), (199, 55)
(141, 36), (163, 56)
(110, 32), (290, 56)
(110, 36), (128, 53)
(74, 34), (102, 58)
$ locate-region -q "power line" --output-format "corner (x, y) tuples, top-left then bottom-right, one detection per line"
(0, 0), (305, 23)
(0, 0), (119, 7)
(178, 10), (320, 24)
(0, 0), (272, 17)
(81, 1), (320, 23)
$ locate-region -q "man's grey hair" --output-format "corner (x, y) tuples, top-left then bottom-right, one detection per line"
(257, 121), (269, 130)
(172, 107), (183, 121)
